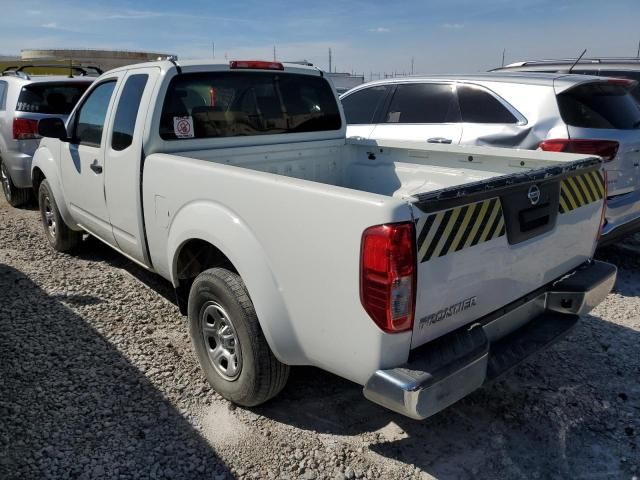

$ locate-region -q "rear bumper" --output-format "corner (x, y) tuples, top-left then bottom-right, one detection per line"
(1, 149), (34, 188)
(363, 260), (616, 420)
(600, 190), (640, 245)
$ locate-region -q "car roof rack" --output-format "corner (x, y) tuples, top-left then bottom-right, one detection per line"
(504, 57), (640, 68)
(1, 64), (104, 80)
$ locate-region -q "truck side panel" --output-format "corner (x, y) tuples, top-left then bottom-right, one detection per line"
(142, 153), (414, 385)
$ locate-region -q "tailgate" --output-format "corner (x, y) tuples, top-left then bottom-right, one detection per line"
(410, 157), (605, 348)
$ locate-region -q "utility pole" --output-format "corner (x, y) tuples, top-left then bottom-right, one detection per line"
(328, 48), (332, 73)
(411, 56), (414, 75)
(637, 40), (640, 58)
(273, 45), (276, 61)
(501, 48), (506, 67)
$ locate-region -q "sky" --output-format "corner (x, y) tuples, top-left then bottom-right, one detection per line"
(1, 0), (639, 77)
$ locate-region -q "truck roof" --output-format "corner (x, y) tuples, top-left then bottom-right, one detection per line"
(105, 59), (323, 77)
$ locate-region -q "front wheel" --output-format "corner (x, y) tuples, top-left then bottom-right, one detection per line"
(188, 267), (289, 407)
(0, 158), (31, 207)
(38, 179), (82, 252)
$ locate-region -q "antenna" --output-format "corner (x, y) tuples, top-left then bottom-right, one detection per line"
(501, 48), (505, 67)
(411, 56), (414, 75)
(568, 48), (587, 73)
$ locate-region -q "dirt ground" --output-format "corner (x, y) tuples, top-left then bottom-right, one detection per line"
(0, 195), (638, 480)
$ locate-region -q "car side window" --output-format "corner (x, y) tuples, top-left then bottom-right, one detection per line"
(457, 86), (519, 124)
(111, 74), (149, 151)
(341, 86), (390, 124)
(74, 80), (117, 148)
(384, 83), (460, 123)
(0, 81), (7, 110)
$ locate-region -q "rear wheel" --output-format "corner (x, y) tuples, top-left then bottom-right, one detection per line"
(0, 158), (31, 207)
(188, 267), (289, 407)
(38, 179), (81, 252)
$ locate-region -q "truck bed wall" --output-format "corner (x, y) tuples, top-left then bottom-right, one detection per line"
(174, 138), (594, 201)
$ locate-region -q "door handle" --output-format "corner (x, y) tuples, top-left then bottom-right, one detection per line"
(90, 160), (103, 174)
(427, 137), (452, 144)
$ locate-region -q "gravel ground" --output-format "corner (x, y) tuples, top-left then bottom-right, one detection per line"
(0, 195), (638, 480)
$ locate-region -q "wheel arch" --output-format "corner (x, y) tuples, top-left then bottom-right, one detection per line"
(166, 201), (304, 365)
(31, 145), (79, 230)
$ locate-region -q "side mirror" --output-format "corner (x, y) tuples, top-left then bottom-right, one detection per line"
(38, 118), (68, 141)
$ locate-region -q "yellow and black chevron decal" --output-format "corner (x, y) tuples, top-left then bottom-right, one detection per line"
(416, 197), (506, 263)
(559, 171), (605, 214)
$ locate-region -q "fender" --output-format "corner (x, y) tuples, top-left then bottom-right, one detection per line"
(165, 200), (305, 365)
(31, 141), (81, 231)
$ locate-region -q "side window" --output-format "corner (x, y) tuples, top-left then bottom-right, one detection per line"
(0, 81), (7, 110)
(111, 74), (149, 151)
(74, 81), (117, 148)
(384, 83), (460, 123)
(341, 86), (389, 124)
(457, 86), (519, 124)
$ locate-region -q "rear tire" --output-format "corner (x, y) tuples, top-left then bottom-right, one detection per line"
(0, 158), (31, 207)
(188, 267), (289, 407)
(38, 179), (81, 252)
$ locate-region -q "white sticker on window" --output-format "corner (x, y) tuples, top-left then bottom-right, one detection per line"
(173, 116), (194, 138)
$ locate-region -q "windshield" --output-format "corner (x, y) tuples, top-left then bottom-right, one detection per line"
(557, 82), (640, 130)
(159, 71), (341, 140)
(16, 82), (91, 114)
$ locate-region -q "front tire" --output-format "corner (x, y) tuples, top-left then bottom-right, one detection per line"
(188, 267), (289, 407)
(0, 158), (31, 207)
(38, 179), (81, 252)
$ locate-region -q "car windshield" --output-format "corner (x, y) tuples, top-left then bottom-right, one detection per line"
(557, 82), (640, 129)
(16, 82), (92, 114)
(159, 71), (341, 140)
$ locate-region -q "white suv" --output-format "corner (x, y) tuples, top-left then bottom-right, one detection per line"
(0, 66), (94, 206)
(340, 73), (640, 244)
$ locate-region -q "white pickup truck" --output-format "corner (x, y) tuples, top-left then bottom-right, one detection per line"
(32, 60), (616, 420)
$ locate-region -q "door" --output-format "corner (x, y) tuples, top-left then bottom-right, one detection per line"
(103, 67), (160, 264)
(340, 84), (392, 139)
(369, 82), (463, 144)
(455, 84), (529, 148)
(60, 78), (120, 244)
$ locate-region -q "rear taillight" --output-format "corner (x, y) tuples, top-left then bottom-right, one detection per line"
(12, 118), (40, 140)
(539, 139), (619, 162)
(229, 60), (284, 70)
(360, 222), (416, 333)
(597, 170), (609, 242)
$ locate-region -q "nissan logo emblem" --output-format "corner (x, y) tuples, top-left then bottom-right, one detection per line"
(528, 185), (541, 206)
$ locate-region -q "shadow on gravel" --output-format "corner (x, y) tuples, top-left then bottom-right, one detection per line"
(0, 264), (229, 480)
(596, 243), (640, 297)
(257, 314), (639, 479)
(74, 235), (177, 305)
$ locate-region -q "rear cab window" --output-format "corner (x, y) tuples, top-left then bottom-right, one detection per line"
(159, 71), (341, 140)
(111, 74), (149, 151)
(16, 82), (91, 114)
(557, 82), (640, 129)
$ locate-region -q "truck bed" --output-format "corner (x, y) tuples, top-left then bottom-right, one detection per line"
(172, 138), (597, 201)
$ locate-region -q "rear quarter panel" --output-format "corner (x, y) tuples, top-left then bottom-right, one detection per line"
(142, 153), (415, 385)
